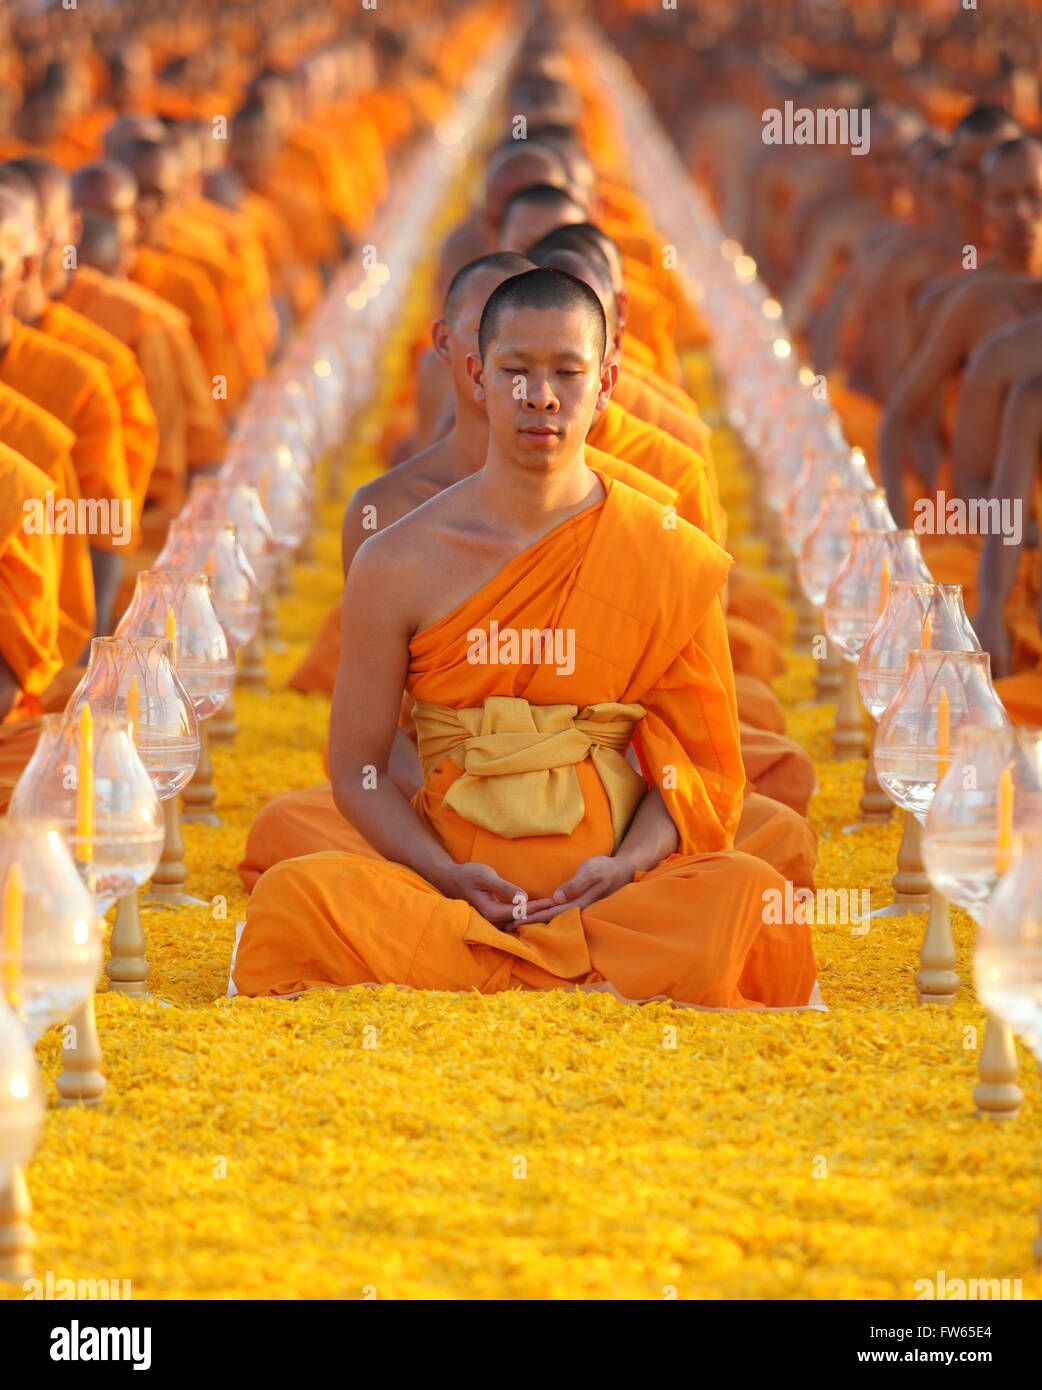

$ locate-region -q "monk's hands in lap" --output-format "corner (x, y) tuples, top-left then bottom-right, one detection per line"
(448, 862), (554, 930)
(517, 855), (634, 925)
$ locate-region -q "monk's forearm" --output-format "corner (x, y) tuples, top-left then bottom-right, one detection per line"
(977, 532), (1022, 622)
(877, 404), (912, 528)
(333, 777), (458, 894)
(0, 658), (18, 722)
(388, 727), (422, 800)
(975, 379), (1042, 620)
(614, 784), (680, 878)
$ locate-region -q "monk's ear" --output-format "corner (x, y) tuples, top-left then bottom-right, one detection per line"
(615, 285), (630, 330)
(431, 318), (450, 364)
(596, 359), (618, 410)
(465, 351), (486, 402)
(69, 210), (83, 249)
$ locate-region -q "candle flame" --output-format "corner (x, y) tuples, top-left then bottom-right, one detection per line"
(878, 556), (891, 613)
(165, 606), (177, 646)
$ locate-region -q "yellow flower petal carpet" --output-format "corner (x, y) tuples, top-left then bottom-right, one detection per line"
(6, 304), (1040, 1307)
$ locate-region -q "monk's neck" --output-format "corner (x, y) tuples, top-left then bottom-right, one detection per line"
(454, 405), (489, 475)
(0, 314), (12, 355)
(477, 449), (600, 529)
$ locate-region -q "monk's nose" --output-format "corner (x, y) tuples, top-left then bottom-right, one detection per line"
(523, 377), (557, 410)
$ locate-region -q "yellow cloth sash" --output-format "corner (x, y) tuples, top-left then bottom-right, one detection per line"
(412, 695), (648, 847)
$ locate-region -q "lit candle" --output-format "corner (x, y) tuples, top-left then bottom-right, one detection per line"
(996, 766), (1014, 875)
(127, 674), (140, 739)
(922, 613), (933, 650)
(878, 556), (890, 613)
(2, 861), (23, 1007)
(936, 687), (949, 780)
(76, 702), (94, 864)
(165, 605), (177, 648)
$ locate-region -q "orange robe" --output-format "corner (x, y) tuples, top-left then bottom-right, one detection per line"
(0, 442), (63, 703)
(995, 665), (1042, 724)
(235, 474), (817, 1007)
(587, 401), (719, 540)
(0, 321), (130, 551)
(0, 383), (94, 661)
(240, 191), (322, 322)
(258, 168), (341, 267)
(0, 444), (65, 814)
(184, 197), (280, 359)
(33, 300), (159, 535)
(621, 271), (683, 383)
(132, 246), (230, 411)
(63, 265), (188, 526)
(160, 212), (267, 396)
(734, 673), (786, 734)
(613, 372), (712, 456)
(726, 565), (788, 641)
(625, 354), (699, 416)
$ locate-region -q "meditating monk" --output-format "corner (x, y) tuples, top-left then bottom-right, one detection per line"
(0, 187), (129, 639)
(0, 442), (63, 813)
(71, 161), (227, 496)
(234, 269), (818, 1006)
(109, 133), (264, 406)
(0, 382), (94, 665)
(878, 138), (1042, 528)
(254, 255), (814, 890)
(97, 139), (233, 413)
(3, 157), (159, 552)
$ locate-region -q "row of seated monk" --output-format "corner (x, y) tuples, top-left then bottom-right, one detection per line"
(1, 11), (1038, 1012)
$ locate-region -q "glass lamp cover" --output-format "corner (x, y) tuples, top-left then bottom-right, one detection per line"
(974, 831), (1042, 1058)
(874, 649), (1010, 822)
(9, 714), (163, 914)
(0, 817), (101, 1042)
(115, 570), (235, 719)
(66, 636), (199, 801)
(155, 519), (260, 652)
(923, 727), (1042, 918)
(180, 478), (279, 594)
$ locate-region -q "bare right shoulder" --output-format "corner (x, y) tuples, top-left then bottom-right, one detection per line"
(341, 437), (459, 572)
(346, 475), (479, 629)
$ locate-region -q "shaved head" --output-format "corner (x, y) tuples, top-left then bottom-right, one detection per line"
(73, 161), (137, 215)
(479, 266), (606, 363)
(108, 137), (181, 236)
(72, 162), (139, 273)
(443, 251), (535, 325)
(103, 114), (167, 159)
(483, 143), (571, 226)
(0, 171), (37, 255)
(5, 155), (68, 212)
(6, 155), (77, 296)
(528, 245), (617, 340)
(77, 211), (121, 275)
(498, 184), (588, 254)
